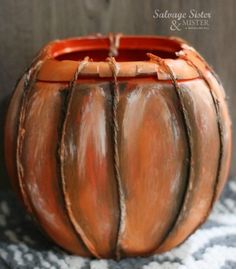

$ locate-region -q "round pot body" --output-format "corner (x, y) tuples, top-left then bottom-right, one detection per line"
(4, 35), (231, 259)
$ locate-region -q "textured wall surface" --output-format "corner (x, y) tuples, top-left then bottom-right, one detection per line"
(0, 0), (235, 188)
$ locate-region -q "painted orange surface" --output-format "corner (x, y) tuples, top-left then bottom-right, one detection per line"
(4, 35), (231, 259)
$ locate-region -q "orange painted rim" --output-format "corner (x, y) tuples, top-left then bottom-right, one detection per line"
(36, 35), (201, 81)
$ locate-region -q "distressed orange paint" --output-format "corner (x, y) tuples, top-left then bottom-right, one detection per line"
(4, 35), (231, 259)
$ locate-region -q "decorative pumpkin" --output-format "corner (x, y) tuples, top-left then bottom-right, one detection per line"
(4, 34), (231, 259)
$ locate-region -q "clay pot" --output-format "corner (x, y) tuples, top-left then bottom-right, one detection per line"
(4, 34), (231, 259)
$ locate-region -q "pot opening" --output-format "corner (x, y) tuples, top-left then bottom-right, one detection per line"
(50, 36), (181, 62)
(38, 36), (192, 81)
(55, 48), (178, 62)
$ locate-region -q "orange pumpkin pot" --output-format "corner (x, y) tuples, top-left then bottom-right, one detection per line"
(4, 34), (232, 259)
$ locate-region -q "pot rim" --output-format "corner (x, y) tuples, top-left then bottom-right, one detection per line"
(36, 34), (202, 82)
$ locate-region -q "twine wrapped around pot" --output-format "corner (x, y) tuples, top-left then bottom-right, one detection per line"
(4, 34), (231, 259)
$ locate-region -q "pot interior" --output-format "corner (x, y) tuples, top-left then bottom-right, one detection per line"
(55, 49), (178, 62)
(50, 36), (181, 62)
(37, 36), (199, 82)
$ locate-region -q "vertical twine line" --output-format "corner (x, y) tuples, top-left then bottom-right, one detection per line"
(147, 53), (193, 252)
(69, 57), (90, 90)
(60, 56), (90, 172)
(178, 53), (224, 209)
(58, 57), (101, 257)
(16, 60), (43, 213)
(16, 61), (43, 220)
(107, 56), (125, 260)
(108, 33), (122, 57)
